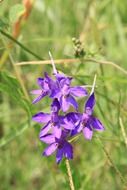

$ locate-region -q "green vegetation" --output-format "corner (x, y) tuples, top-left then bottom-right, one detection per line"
(0, 0), (127, 189)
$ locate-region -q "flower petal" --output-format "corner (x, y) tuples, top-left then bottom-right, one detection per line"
(30, 89), (42, 95)
(60, 96), (70, 112)
(70, 86), (87, 97)
(71, 123), (82, 136)
(63, 142), (73, 160)
(85, 93), (95, 111)
(43, 143), (58, 156)
(68, 95), (78, 111)
(91, 117), (105, 131)
(39, 122), (52, 137)
(65, 112), (82, 123)
(83, 125), (93, 140)
(53, 125), (62, 139)
(32, 112), (51, 123)
(40, 134), (56, 144)
(56, 148), (63, 164)
(32, 91), (48, 104)
(37, 78), (44, 87)
(51, 98), (60, 112)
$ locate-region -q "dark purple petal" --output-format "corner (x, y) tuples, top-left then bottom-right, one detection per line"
(65, 112), (82, 123)
(32, 112), (51, 123)
(40, 134), (55, 144)
(30, 89), (42, 95)
(51, 113), (59, 123)
(63, 142), (73, 160)
(62, 113), (80, 130)
(60, 96), (70, 112)
(71, 123), (83, 136)
(91, 117), (105, 131)
(32, 91), (48, 104)
(83, 125), (93, 140)
(37, 78), (44, 87)
(55, 73), (66, 82)
(43, 143), (58, 156)
(39, 122), (52, 137)
(85, 93), (95, 111)
(51, 98), (60, 112)
(70, 86), (87, 97)
(44, 72), (55, 90)
(56, 148), (63, 164)
(53, 125), (62, 139)
(50, 88), (61, 99)
(68, 95), (78, 111)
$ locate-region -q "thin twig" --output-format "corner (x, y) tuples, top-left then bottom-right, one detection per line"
(97, 136), (126, 185)
(65, 159), (75, 190)
(119, 117), (127, 148)
(15, 58), (127, 75)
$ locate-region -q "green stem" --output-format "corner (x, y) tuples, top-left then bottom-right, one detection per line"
(65, 159), (75, 190)
(0, 29), (43, 60)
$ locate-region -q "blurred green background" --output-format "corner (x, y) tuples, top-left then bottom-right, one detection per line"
(0, 0), (127, 189)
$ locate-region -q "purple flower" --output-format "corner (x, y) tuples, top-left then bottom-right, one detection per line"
(31, 72), (56, 104)
(48, 53), (88, 112)
(68, 93), (105, 140)
(41, 130), (73, 164)
(51, 76), (88, 112)
(32, 99), (63, 138)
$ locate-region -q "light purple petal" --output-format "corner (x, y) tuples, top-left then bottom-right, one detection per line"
(60, 77), (72, 88)
(43, 143), (58, 156)
(68, 95), (78, 111)
(53, 125), (62, 139)
(83, 126), (93, 140)
(63, 142), (73, 160)
(60, 96), (70, 112)
(32, 91), (48, 104)
(70, 86), (87, 97)
(30, 89), (42, 95)
(56, 148), (63, 164)
(91, 117), (105, 131)
(32, 112), (51, 123)
(40, 134), (56, 144)
(39, 122), (52, 137)
(61, 121), (75, 130)
(85, 93), (95, 111)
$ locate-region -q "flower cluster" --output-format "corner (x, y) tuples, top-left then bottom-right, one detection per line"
(31, 54), (105, 164)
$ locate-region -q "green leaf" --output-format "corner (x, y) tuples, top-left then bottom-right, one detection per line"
(0, 71), (32, 118)
(0, 121), (29, 148)
(9, 4), (25, 23)
(0, 18), (9, 30)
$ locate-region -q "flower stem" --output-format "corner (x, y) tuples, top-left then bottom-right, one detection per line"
(65, 159), (75, 190)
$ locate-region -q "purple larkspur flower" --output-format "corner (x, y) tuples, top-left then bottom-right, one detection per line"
(32, 99), (63, 138)
(51, 76), (88, 112)
(70, 93), (105, 140)
(41, 130), (73, 164)
(31, 72), (56, 104)
(48, 52), (88, 112)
